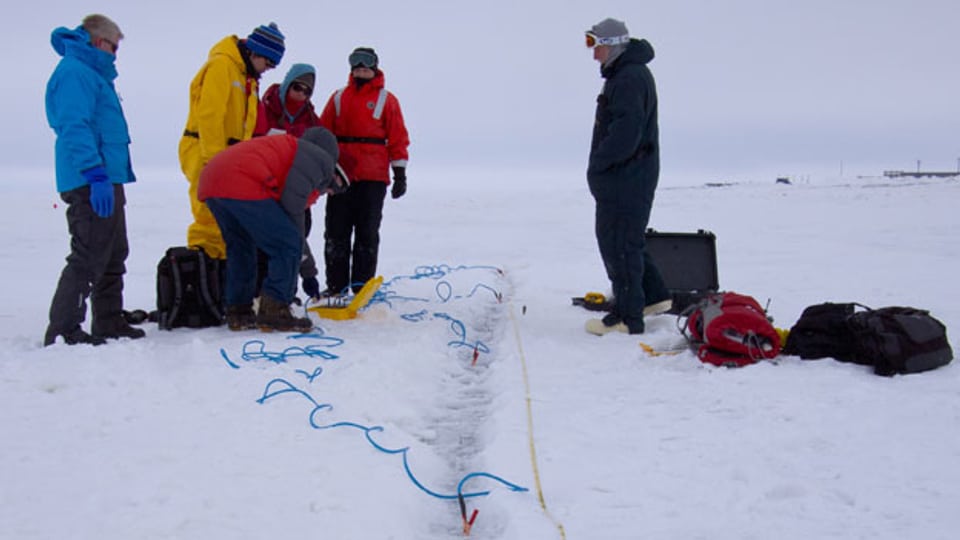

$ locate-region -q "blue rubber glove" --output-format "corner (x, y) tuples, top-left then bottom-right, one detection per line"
(83, 166), (114, 218)
(302, 276), (320, 300)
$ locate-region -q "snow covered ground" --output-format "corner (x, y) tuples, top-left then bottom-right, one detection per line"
(2, 167), (959, 539)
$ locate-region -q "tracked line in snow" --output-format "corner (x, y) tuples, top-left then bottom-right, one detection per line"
(379, 265), (528, 538)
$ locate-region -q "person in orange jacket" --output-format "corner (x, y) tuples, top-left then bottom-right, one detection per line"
(179, 22), (285, 261)
(197, 127), (345, 332)
(318, 47), (410, 295)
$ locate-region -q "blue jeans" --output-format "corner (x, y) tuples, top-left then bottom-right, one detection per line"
(206, 198), (302, 305)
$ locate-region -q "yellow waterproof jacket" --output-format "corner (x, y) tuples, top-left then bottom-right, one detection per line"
(178, 35), (259, 178)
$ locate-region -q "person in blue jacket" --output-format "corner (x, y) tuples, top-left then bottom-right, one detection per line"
(584, 18), (671, 336)
(43, 14), (144, 346)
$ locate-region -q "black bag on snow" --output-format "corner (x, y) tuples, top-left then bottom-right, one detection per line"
(848, 306), (953, 376)
(782, 302), (858, 362)
(156, 247), (224, 330)
(785, 302), (953, 376)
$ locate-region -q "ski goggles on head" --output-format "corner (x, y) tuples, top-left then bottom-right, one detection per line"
(348, 50), (377, 69)
(585, 32), (629, 48)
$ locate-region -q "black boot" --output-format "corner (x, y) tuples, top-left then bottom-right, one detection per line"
(92, 317), (146, 340)
(44, 326), (107, 346)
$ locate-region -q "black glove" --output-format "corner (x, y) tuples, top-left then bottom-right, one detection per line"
(302, 276), (320, 300)
(391, 166), (407, 199)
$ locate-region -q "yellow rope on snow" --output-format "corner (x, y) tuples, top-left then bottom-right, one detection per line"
(509, 304), (567, 540)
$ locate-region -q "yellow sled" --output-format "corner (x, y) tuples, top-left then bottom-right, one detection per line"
(307, 276), (383, 320)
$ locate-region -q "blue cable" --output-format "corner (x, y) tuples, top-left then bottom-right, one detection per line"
(220, 348), (241, 369)
(223, 265), (524, 501)
(294, 367), (324, 383)
(368, 264), (503, 310)
(220, 333), (343, 368)
(258, 377), (527, 500)
(432, 312), (491, 354)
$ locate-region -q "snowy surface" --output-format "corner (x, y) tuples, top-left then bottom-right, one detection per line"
(2, 168), (959, 539)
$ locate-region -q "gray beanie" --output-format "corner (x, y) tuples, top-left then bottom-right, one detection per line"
(588, 18), (630, 64)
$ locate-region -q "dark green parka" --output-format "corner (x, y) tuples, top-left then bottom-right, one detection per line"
(587, 38), (659, 203)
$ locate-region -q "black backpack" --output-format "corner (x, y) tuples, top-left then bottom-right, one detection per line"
(785, 302), (953, 376)
(848, 306), (953, 376)
(156, 247), (224, 330)
(783, 302), (859, 363)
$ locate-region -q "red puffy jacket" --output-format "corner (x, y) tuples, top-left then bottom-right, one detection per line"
(198, 134), (297, 202)
(318, 70), (409, 184)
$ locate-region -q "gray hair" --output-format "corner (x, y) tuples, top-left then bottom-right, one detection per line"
(82, 14), (123, 41)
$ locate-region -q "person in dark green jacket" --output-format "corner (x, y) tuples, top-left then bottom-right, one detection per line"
(584, 18), (671, 336)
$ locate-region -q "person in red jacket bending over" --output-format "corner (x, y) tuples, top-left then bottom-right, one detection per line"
(198, 127), (345, 332)
(318, 47), (410, 296)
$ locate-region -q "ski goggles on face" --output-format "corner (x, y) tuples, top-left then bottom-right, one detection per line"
(348, 50), (377, 69)
(585, 32), (629, 48)
(290, 82), (312, 96)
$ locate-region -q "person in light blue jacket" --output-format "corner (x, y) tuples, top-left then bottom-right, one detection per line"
(44, 14), (144, 346)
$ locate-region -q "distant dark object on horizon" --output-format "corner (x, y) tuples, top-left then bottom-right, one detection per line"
(883, 170), (959, 179)
(776, 177), (792, 185)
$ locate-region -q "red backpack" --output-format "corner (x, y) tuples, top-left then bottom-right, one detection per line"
(682, 292), (781, 367)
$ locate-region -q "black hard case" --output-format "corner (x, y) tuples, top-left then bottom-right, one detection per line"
(645, 229), (719, 314)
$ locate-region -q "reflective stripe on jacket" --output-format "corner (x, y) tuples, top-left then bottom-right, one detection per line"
(318, 70), (409, 183)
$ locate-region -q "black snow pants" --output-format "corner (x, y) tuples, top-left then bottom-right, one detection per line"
(45, 184), (129, 343)
(323, 181), (387, 293)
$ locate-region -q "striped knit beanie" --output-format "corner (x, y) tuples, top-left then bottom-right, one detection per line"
(246, 22), (285, 65)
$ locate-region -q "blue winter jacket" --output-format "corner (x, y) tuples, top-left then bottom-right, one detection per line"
(46, 26), (135, 193)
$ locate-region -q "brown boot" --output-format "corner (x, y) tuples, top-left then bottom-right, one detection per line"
(225, 304), (257, 331)
(256, 296), (313, 333)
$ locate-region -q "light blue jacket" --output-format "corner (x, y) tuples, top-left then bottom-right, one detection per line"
(46, 26), (135, 193)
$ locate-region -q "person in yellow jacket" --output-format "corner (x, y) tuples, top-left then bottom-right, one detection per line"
(178, 22), (285, 259)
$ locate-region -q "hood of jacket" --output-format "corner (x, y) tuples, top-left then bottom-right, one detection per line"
(279, 63), (316, 122)
(280, 63), (315, 104)
(601, 38), (654, 78)
(50, 25), (117, 82)
(296, 127), (338, 191)
(207, 35), (247, 76)
(279, 127), (338, 233)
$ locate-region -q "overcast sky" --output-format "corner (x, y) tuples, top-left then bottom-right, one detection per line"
(6, 0), (959, 182)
